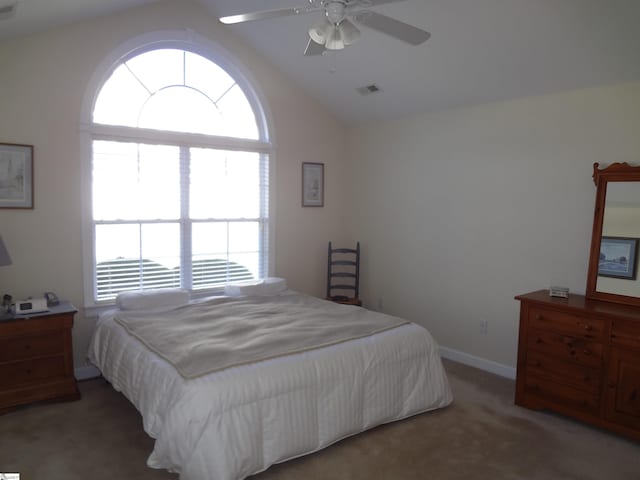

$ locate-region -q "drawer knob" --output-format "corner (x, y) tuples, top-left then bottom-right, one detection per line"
(583, 349), (592, 356)
(24, 344), (31, 350)
(535, 314), (543, 321)
(26, 369), (32, 375)
(583, 324), (592, 331)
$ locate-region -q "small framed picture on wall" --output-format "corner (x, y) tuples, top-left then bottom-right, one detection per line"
(302, 162), (324, 207)
(0, 143), (34, 209)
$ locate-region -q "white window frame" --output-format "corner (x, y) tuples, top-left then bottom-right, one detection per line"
(79, 31), (275, 313)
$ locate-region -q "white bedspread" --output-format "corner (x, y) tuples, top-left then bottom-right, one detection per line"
(88, 293), (453, 480)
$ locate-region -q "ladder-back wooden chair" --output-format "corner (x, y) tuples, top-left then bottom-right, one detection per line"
(326, 241), (361, 306)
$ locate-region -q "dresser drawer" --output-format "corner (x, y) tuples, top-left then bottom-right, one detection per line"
(0, 332), (65, 362)
(528, 328), (602, 368)
(526, 351), (601, 393)
(525, 374), (600, 415)
(611, 319), (640, 349)
(528, 306), (605, 340)
(0, 356), (67, 388)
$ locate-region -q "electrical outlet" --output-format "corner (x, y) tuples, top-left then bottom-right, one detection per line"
(480, 319), (489, 334)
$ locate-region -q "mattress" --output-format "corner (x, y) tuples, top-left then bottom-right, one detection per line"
(88, 293), (453, 480)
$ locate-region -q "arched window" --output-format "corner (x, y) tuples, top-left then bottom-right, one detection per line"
(85, 43), (271, 304)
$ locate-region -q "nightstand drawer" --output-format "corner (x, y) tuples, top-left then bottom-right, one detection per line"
(0, 356), (67, 387)
(0, 332), (65, 362)
(526, 351), (601, 393)
(528, 306), (605, 340)
(528, 328), (602, 368)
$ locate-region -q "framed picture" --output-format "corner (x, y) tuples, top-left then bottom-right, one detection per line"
(598, 236), (639, 280)
(0, 143), (33, 209)
(302, 162), (324, 207)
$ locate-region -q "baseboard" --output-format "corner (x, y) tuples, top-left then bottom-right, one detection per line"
(439, 346), (516, 380)
(75, 364), (101, 380)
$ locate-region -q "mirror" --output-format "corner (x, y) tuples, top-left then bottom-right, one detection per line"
(586, 162), (640, 307)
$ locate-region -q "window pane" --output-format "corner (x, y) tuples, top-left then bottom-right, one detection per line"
(184, 52), (235, 107)
(93, 64), (149, 127)
(191, 222), (255, 289)
(95, 223), (180, 300)
(138, 86), (223, 135)
(125, 49), (184, 95)
(93, 141), (180, 220)
(190, 149), (261, 219)
(93, 49), (259, 139)
(216, 84), (259, 139)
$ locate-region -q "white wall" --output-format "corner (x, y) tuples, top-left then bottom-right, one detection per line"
(347, 82), (640, 372)
(0, 0), (349, 369)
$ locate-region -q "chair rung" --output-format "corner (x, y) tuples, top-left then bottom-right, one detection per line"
(331, 260), (357, 266)
(331, 248), (357, 254)
(330, 285), (356, 291)
(331, 272), (356, 278)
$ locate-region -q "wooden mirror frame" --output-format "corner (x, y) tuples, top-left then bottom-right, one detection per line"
(586, 162), (640, 306)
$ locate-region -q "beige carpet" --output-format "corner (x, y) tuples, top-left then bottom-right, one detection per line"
(1, 360), (638, 479)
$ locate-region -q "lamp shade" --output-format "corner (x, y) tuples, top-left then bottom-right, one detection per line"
(325, 25), (344, 50)
(340, 19), (361, 45)
(0, 235), (12, 267)
(309, 18), (332, 45)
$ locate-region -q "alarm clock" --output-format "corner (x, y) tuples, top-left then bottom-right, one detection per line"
(15, 297), (49, 314)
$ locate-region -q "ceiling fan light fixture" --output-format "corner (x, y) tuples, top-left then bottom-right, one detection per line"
(325, 25), (344, 50)
(339, 19), (361, 45)
(309, 18), (332, 44)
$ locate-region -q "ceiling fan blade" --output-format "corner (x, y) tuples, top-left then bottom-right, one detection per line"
(353, 10), (430, 45)
(358, 0), (406, 6)
(304, 38), (326, 56)
(220, 6), (314, 25)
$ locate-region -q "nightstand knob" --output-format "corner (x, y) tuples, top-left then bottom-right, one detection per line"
(583, 349), (592, 356)
(26, 369), (32, 375)
(583, 324), (592, 331)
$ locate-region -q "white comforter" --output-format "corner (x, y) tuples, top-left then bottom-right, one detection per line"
(88, 294), (453, 480)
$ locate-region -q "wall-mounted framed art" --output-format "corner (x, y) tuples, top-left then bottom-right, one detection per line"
(302, 162), (324, 207)
(598, 236), (639, 280)
(0, 143), (33, 209)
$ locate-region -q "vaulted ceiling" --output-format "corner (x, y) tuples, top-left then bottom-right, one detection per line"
(2, 0), (640, 125)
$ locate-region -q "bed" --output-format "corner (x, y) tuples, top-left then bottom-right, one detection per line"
(88, 283), (452, 480)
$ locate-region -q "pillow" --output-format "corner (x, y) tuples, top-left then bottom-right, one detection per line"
(224, 277), (287, 297)
(116, 288), (190, 311)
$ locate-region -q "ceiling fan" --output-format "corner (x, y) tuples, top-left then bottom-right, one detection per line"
(219, 0), (430, 56)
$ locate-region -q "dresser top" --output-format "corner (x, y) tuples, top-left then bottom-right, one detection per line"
(0, 301), (76, 322)
(516, 290), (640, 322)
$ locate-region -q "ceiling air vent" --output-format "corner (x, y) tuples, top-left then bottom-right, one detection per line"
(356, 84), (382, 96)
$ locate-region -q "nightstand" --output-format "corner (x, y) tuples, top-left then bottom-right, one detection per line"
(0, 301), (80, 413)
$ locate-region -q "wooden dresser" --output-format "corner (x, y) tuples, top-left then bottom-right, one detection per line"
(515, 290), (640, 441)
(0, 302), (80, 412)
